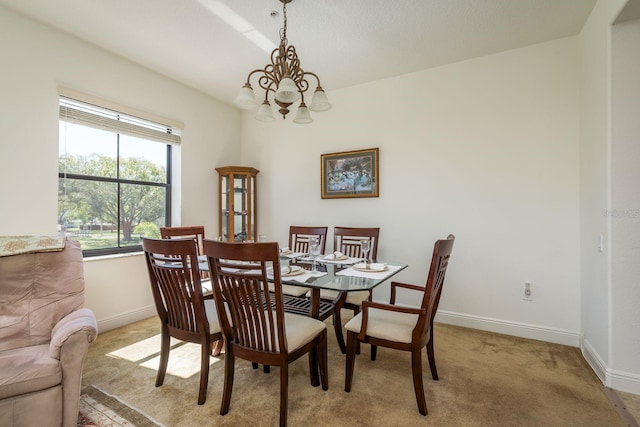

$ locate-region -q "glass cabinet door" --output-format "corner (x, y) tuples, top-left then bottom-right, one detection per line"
(216, 166), (259, 242)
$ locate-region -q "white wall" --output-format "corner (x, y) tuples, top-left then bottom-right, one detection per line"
(578, 0), (623, 377)
(241, 37), (582, 346)
(610, 17), (640, 391)
(579, 0), (640, 395)
(0, 6), (242, 331)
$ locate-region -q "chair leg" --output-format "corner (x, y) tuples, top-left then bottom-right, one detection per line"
(252, 362), (259, 369)
(308, 341), (320, 387)
(370, 345), (377, 361)
(353, 306), (361, 355)
(156, 329), (170, 387)
(344, 331), (357, 392)
(279, 363), (289, 427)
(319, 330), (329, 390)
(411, 348), (428, 416)
(211, 339), (223, 357)
(198, 341), (210, 405)
(264, 365), (271, 374)
(426, 334), (438, 380)
(220, 345), (235, 416)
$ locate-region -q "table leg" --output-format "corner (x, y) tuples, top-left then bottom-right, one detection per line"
(309, 288), (320, 384)
(332, 292), (348, 354)
(310, 288), (320, 319)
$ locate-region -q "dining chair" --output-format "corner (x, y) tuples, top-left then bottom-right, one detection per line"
(141, 237), (223, 405)
(321, 226), (380, 353)
(281, 226), (329, 297)
(344, 234), (455, 416)
(160, 225), (212, 294)
(288, 225), (328, 254)
(203, 240), (328, 427)
(160, 225), (207, 254)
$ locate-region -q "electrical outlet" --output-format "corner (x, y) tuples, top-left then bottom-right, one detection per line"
(523, 282), (532, 301)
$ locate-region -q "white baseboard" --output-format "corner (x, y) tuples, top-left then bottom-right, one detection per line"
(435, 310), (580, 347)
(97, 305), (156, 333)
(581, 337), (607, 382)
(581, 337), (640, 395)
(608, 368), (640, 395)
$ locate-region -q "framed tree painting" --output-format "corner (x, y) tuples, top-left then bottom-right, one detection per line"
(321, 148), (379, 199)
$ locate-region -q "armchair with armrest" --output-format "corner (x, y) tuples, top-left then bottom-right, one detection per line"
(344, 234), (455, 416)
(0, 237), (97, 427)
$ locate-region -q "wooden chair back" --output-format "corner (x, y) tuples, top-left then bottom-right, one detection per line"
(421, 234), (455, 328)
(203, 239), (329, 425)
(204, 241), (287, 355)
(333, 226), (380, 260)
(289, 226), (328, 254)
(160, 225), (206, 256)
(142, 237), (211, 339)
(141, 236), (222, 405)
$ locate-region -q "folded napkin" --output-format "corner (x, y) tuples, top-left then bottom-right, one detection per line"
(319, 254), (362, 265)
(267, 267), (327, 284)
(336, 264), (404, 279)
(279, 249), (308, 259)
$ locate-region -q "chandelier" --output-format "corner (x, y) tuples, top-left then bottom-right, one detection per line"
(233, 0), (331, 124)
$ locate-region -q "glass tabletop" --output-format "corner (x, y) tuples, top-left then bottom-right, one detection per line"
(197, 255), (407, 293)
(279, 262), (407, 293)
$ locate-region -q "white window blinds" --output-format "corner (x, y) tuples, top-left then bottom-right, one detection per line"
(59, 97), (181, 145)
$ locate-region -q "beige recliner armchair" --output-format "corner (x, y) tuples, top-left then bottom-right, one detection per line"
(0, 238), (97, 427)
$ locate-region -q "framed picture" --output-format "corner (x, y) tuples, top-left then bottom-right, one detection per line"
(321, 148), (379, 199)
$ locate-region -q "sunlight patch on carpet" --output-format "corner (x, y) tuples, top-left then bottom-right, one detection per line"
(106, 335), (222, 378)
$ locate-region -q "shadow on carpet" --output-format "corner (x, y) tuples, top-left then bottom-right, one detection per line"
(78, 385), (165, 427)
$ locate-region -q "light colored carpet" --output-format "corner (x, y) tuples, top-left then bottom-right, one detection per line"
(82, 316), (628, 426)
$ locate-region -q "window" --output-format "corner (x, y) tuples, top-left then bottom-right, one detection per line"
(58, 97), (180, 256)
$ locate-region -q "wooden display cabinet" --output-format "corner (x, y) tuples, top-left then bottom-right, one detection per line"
(216, 166), (259, 242)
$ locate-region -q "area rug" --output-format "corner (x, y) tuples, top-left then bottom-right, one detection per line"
(78, 385), (165, 427)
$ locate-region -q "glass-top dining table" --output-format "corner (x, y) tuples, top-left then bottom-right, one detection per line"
(198, 253), (408, 320)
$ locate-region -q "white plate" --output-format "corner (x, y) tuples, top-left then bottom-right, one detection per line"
(281, 265), (305, 277)
(323, 254), (348, 261)
(353, 263), (388, 272)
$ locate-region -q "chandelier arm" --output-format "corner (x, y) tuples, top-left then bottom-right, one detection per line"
(296, 77), (309, 94)
(245, 67), (279, 89)
(257, 74), (277, 98)
(244, 68), (268, 85)
(273, 46), (292, 84)
(302, 71), (323, 87)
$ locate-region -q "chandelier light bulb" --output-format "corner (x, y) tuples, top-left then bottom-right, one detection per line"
(275, 77), (301, 103)
(309, 87), (332, 112)
(255, 100), (275, 122)
(293, 102), (313, 124)
(234, 84), (257, 110)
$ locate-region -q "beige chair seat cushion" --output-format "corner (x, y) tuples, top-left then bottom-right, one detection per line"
(268, 283), (309, 297)
(203, 299), (222, 334)
(282, 312), (326, 352)
(230, 310), (325, 353)
(345, 308), (418, 344)
(0, 344), (61, 399)
(317, 289), (370, 306)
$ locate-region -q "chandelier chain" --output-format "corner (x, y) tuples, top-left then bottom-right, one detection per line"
(280, 1), (288, 46)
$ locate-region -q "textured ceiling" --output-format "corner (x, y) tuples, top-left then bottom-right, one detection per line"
(0, 0), (597, 106)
